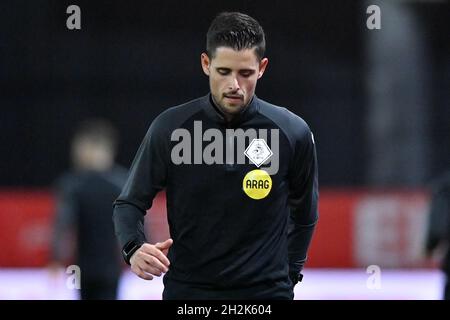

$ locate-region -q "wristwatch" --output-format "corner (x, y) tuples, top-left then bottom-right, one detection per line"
(122, 240), (144, 265)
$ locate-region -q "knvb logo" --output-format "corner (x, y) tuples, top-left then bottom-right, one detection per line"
(245, 139), (273, 167)
(170, 121), (279, 175)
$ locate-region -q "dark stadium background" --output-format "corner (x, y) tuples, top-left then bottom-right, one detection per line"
(0, 0), (449, 299)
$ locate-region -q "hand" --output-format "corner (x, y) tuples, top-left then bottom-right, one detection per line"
(130, 238), (173, 280)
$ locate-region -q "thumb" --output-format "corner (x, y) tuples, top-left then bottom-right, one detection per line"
(155, 238), (173, 251)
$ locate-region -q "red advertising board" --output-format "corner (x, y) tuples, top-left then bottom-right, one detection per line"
(0, 189), (431, 268)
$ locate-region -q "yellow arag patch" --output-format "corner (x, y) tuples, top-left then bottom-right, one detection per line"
(242, 169), (272, 200)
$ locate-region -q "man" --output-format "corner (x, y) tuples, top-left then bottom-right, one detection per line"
(113, 12), (319, 300)
(424, 171), (450, 300)
(51, 119), (127, 299)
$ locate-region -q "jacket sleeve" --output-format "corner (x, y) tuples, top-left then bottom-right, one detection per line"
(112, 119), (169, 248)
(287, 128), (319, 285)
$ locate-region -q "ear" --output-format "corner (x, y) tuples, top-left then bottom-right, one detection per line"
(257, 58), (269, 79)
(201, 53), (211, 76)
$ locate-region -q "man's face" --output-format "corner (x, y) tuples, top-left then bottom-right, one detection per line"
(71, 137), (114, 171)
(201, 47), (268, 120)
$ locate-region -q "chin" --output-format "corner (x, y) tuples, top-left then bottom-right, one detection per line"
(226, 102), (241, 108)
(225, 105), (245, 113)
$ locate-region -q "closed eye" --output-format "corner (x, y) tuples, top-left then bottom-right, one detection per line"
(216, 68), (230, 75)
(215, 68), (255, 77)
(240, 70), (255, 78)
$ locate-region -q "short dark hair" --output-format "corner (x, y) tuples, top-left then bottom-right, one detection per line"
(73, 118), (118, 153)
(206, 12), (266, 61)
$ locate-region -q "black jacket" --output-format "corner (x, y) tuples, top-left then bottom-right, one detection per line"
(113, 94), (319, 299)
(53, 166), (127, 280)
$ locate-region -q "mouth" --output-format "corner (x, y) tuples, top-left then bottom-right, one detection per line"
(223, 94), (244, 102)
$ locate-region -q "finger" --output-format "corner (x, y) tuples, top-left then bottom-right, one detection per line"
(136, 251), (168, 273)
(137, 261), (164, 277)
(132, 265), (153, 280)
(141, 244), (171, 267)
(134, 253), (164, 276)
(151, 248), (171, 268)
(139, 252), (169, 273)
(138, 271), (154, 280)
(155, 238), (173, 251)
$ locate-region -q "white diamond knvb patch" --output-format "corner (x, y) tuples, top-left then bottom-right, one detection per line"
(244, 139), (273, 167)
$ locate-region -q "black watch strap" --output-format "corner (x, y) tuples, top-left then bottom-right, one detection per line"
(122, 240), (144, 265)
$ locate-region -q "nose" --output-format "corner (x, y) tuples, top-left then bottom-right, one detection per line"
(228, 76), (240, 92)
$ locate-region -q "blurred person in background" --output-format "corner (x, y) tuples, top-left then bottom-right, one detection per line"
(425, 171), (450, 300)
(49, 119), (127, 300)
